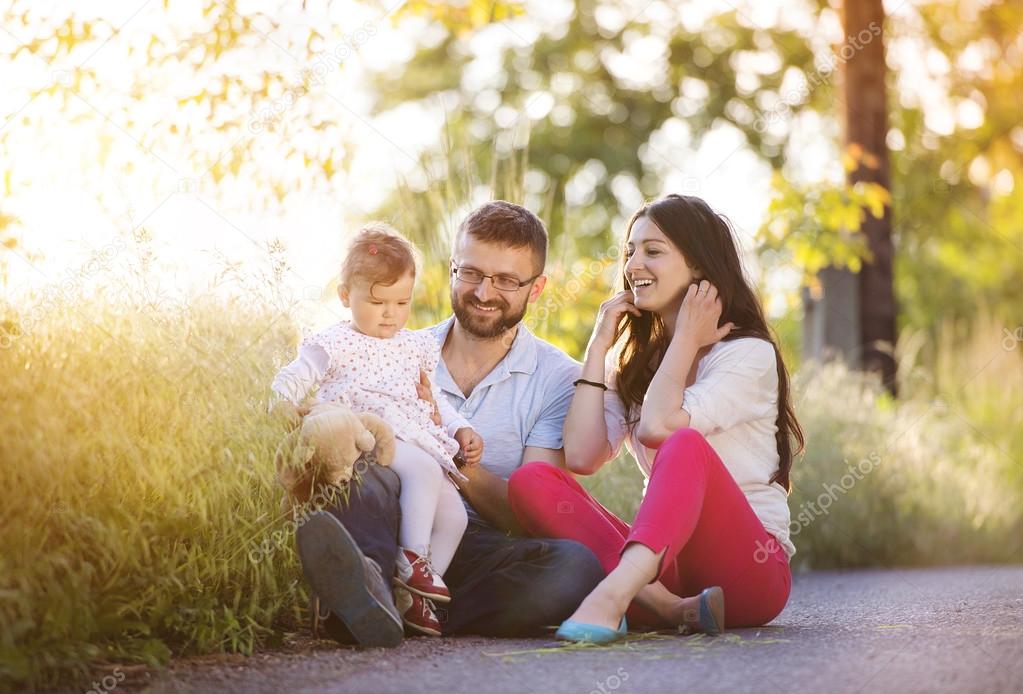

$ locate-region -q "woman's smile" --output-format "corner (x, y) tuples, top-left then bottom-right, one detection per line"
(629, 277), (659, 309)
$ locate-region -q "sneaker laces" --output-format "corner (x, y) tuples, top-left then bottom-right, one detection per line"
(408, 548), (440, 577)
(423, 549), (440, 576)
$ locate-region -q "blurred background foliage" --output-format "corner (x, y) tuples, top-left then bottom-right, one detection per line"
(2, 0), (1022, 688)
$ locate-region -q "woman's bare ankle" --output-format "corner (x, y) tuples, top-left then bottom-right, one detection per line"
(664, 595), (701, 629)
(568, 584), (628, 628)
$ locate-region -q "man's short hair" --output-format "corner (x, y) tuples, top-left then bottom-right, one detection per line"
(455, 201), (548, 274)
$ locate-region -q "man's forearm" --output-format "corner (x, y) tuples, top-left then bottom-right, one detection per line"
(458, 464), (524, 535)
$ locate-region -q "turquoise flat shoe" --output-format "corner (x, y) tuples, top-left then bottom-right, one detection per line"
(555, 616), (628, 644)
(697, 586), (725, 636)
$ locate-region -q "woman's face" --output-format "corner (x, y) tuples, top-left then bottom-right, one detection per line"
(623, 215), (699, 314)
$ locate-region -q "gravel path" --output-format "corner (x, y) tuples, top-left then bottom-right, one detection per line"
(135, 565), (1022, 694)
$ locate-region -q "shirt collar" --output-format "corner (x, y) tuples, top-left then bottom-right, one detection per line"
(431, 315), (539, 376)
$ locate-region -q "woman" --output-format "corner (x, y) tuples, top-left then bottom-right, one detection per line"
(508, 194), (804, 643)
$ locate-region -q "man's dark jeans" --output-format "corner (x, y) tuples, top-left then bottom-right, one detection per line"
(318, 462), (604, 638)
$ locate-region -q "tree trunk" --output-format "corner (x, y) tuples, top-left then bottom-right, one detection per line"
(844, 0), (897, 393)
(802, 268), (861, 366)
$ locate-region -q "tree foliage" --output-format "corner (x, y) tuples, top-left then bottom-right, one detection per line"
(2, 0), (1019, 342)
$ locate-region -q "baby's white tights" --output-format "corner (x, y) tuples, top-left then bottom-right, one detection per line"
(388, 440), (468, 576)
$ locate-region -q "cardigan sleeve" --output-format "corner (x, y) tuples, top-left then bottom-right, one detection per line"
(603, 353), (630, 458)
(681, 338), (779, 436)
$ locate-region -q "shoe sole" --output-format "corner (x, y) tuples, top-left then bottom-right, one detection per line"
(392, 577), (452, 603)
(402, 619), (442, 637)
(296, 512), (404, 648)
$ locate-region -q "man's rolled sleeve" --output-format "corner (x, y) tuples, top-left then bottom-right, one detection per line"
(524, 367), (575, 449)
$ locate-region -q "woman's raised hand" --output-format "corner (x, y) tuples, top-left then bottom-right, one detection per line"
(590, 290), (642, 352)
(676, 280), (734, 348)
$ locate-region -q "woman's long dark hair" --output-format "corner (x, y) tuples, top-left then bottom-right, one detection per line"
(613, 194), (804, 490)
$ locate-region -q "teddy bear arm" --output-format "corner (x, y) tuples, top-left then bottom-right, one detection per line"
(357, 412), (396, 467)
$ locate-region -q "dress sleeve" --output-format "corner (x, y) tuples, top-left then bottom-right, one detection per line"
(269, 343), (330, 408)
(300, 329), (338, 374)
(681, 338), (778, 436)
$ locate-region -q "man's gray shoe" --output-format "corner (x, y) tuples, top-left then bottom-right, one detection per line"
(296, 511), (403, 647)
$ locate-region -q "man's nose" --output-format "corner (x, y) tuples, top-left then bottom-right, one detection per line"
(473, 278), (497, 303)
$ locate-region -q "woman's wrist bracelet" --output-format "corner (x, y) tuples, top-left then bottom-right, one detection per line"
(573, 378), (608, 391)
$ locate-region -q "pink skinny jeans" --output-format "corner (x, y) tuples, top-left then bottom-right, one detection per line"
(508, 428), (791, 628)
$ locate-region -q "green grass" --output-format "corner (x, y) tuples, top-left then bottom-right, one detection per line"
(2, 282), (1021, 688)
(1, 291), (305, 688)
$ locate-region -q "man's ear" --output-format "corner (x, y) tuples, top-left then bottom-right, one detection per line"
(338, 284), (350, 308)
(527, 275), (547, 303)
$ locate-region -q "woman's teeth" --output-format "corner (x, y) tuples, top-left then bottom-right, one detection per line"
(632, 279), (655, 288)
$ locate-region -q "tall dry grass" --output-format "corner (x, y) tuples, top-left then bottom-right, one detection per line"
(2, 261), (1021, 688)
(1, 287), (305, 687)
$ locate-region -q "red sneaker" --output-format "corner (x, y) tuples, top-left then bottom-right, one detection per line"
(394, 548), (451, 603)
(395, 587), (442, 637)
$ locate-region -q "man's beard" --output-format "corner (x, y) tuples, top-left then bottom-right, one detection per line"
(451, 289), (528, 339)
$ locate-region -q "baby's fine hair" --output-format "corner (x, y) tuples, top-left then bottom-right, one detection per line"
(340, 222), (419, 291)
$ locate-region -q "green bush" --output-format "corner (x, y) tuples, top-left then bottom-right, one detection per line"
(579, 355), (1023, 571)
(2, 283), (1020, 688)
(1, 292), (305, 688)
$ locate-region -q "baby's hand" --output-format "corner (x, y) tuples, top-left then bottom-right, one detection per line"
(454, 427), (484, 467)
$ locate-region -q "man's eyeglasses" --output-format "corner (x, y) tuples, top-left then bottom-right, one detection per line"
(451, 265), (540, 292)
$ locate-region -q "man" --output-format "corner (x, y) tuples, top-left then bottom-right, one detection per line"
(296, 201), (606, 645)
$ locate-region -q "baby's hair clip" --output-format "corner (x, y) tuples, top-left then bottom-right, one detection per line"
(368, 244), (378, 255)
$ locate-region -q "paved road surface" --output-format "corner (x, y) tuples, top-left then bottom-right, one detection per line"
(142, 565), (1022, 694)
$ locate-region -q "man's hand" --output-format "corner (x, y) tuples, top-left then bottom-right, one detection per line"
(454, 427), (484, 467)
(416, 369), (442, 426)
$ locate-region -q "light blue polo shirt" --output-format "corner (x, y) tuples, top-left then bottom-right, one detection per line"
(429, 316), (579, 522)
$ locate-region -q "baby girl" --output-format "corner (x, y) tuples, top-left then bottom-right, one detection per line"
(271, 222), (483, 637)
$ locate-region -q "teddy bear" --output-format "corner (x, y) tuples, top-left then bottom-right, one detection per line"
(273, 399), (396, 512)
